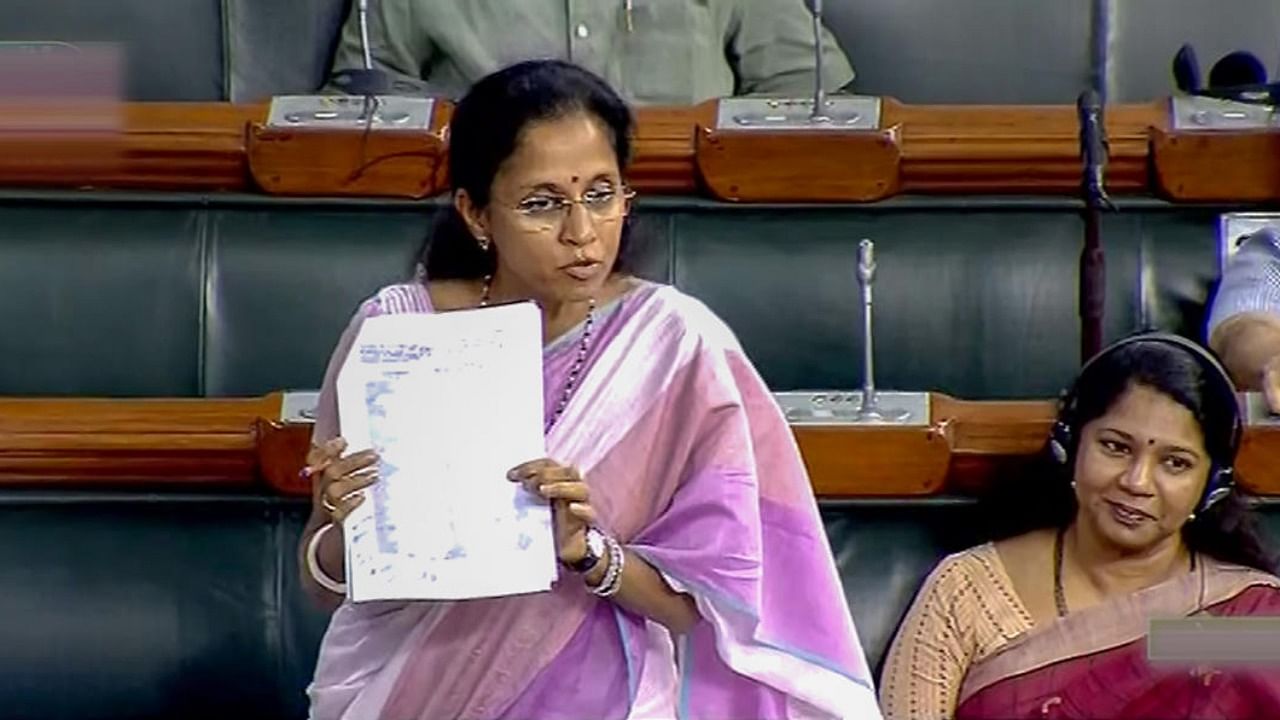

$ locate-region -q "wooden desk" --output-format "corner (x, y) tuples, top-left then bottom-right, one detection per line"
(0, 103), (260, 192)
(0, 98), (1175, 200)
(5, 97), (1269, 202)
(0, 395), (273, 488)
(1, 393), (1274, 499)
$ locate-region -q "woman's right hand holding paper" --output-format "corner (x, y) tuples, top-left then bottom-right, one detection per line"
(307, 437), (380, 524)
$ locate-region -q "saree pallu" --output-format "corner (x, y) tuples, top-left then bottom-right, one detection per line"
(306, 280), (880, 719)
(956, 558), (1280, 720)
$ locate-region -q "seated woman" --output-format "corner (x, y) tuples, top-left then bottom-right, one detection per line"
(297, 59), (879, 719)
(880, 333), (1280, 719)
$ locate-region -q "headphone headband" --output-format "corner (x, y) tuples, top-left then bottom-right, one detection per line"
(1052, 332), (1243, 513)
(1073, 332), (1242, 457)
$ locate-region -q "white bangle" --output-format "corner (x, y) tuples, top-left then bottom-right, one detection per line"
(306, 523), (348, 596)
(590, 536), (625, 598)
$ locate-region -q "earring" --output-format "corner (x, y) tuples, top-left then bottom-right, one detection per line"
(476, 236), (490, 252)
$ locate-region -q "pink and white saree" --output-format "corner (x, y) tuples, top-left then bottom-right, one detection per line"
(306, 279), (879, 719)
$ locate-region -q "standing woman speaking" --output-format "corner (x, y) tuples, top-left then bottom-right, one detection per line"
(298, 59), (879, 720)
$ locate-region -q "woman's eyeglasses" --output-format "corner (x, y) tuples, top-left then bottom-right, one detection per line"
(508, 186), (636, 234)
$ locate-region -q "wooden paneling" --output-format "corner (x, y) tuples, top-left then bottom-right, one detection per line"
(247, 101), (453, 199)
(257, 418), (313, 496)
(1238, 426), (1280, 491)
(628, 104), (711, 195)
(2, 393), (1276, 499)
(11, 97), (1276, 203)
(1152, 128), (1280, 202)
(0, 98), (1181, 201)
(0, 103), (259, 192)
(886, 100), (1160, 195)
(0, 395), (279, 487)
(794, 424), (950, 495)
(694, 126), (902, 202)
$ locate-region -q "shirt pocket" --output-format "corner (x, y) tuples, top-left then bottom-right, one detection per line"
(620, 0), (725, 104)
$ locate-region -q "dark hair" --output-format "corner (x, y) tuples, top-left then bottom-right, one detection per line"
(981, 339), (1278, 574)
(415, 60), (638, 280)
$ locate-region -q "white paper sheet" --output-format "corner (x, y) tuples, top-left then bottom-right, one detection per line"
(335, 302), (557, 602)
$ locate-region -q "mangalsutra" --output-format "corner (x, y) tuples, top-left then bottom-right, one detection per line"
(1054, 526), (1069, 617)
(480, 275), (595, 432)
(1054, 524), (1197, 618)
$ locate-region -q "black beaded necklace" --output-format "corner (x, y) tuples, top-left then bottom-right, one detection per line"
(479, 274), (595, 433)
(1053, 524), (1197, 617)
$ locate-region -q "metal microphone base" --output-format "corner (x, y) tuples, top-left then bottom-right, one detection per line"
(1171, 96), (1280, 131)
(853, 402), (913, 424)
(714, 96), (882, 131)
(774, 391), (929, 426)
(264, 95), (435, 131)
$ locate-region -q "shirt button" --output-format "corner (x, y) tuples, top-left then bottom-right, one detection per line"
(575, 23), (590, 39)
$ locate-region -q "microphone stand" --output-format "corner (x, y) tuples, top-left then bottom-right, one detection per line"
(331, 0), (392, 98)
(265, 0), (431, 136)
(853, 239), (909, 423)
(713, 0), (874, 131)
(809, 0), (827, 121)
(1077, 88), (1113, 362)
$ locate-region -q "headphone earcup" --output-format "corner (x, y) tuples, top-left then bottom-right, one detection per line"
(1173, 43), (1203, 93)
(1049, 438), (1069, 465)
(1198, 468), (1234, 513)
(1049, 421), (1072, 465)
(1208, 50), (1268, 88)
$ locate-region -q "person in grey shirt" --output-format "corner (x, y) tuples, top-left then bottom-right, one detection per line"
(1207, 226), (1280, 412)
(327, 0), (854, 105)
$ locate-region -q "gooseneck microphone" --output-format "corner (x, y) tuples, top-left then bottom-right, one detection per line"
(809, 0), (826, 120)
(331, 0), (391, 96)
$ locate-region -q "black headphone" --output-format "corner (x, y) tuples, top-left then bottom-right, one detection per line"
(1172, 43), (1280, 105)
(1048, 333), (1242, 515)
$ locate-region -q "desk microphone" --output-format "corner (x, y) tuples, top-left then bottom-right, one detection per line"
(331, 0), (393, 96)
(358, 0), (374, 72)
(270, 0), (433, 130)
(809, 0), (827, 120)
(853, 239), (909, 423)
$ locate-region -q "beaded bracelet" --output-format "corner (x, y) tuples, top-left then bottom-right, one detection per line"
(589, 535), (625, 598)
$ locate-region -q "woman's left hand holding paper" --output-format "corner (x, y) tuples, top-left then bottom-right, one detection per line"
(507, 459), (597, 567)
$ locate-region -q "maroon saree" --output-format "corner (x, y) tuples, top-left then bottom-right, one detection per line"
(956, 559), (1280, 719)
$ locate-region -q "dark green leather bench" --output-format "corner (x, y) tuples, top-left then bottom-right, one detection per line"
(0, 494), (982, 719)
(2, 492), (1274, 719)
(0, 191), (1241, 399)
